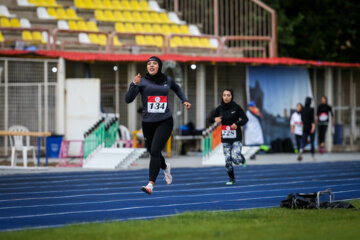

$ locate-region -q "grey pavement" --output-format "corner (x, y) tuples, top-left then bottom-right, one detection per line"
(0, 152), (359, 176)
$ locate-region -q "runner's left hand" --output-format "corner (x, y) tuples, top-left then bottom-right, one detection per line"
(231, 123), (238, 130)
(184, 101), (191, 109)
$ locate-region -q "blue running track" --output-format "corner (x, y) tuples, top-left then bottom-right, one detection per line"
(1, 161), (360, 231)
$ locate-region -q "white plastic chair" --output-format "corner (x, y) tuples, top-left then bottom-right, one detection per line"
(118, 125), (133, 148)
(20, 18), (31, 28)
(17, 0), (33, 7)
(57, 20), (69, 29)
(168, 12), (186, 25)
(8, 125), (36, 168)
(78, 33), (90, 44)
(188, 24), (201, 35)
(36, 7), (54, 20)
(148, 1), (165, 12)
(0, 5), (16, 18)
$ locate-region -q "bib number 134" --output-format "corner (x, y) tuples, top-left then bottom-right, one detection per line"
(148, 96), (167, 113)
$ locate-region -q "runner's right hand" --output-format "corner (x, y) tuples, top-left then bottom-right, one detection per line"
(134, 73), (141, 85)
(214, 116), (222, 123)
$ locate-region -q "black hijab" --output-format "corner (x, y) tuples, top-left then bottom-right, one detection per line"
(221, 88), (236, 110)
(144, 56), (167, 85)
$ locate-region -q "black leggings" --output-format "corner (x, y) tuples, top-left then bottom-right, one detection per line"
(142, 117), (173, 183)
(295, 134), (302, 151)
(318, 125), (328, 144)
(300, 129), (315, 156)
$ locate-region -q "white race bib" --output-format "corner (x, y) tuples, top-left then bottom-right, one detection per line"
(147, 96), (167, 113)
(319, 112), (329, 122)
(222, 125), (237, 139)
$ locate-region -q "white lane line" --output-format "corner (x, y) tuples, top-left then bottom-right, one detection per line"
(2, 163), (359, 187)
(2, 162), (356, 181)
(2, 166), (359, 191)
(1, 183), (359, 211)
(0, 195), (288, 220)
(1, 170), (359, 198)
(0, 205), (279, 232)
(1, 177), (359, 204)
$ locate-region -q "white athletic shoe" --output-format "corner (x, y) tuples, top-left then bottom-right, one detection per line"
(164, 163), (173, 185)
(141, 183), (153, 195)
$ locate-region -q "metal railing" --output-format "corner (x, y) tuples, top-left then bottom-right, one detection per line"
(161, 0), (277, 57)
(0, 27), (51, 50)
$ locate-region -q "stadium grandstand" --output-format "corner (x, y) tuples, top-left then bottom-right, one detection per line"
(0, 0), (359, 159)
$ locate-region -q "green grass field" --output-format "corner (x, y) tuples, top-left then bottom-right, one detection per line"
(1, 200), (359, 240)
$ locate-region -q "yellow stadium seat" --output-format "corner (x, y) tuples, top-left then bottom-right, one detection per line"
(115, 22), (126, 32)
(22, 30), (33, 41)
(68, 20), (79, 30)
(112, 0), (123, 10)
(103, 0), (113, 9)
(104, 10), (115, 21)
(10, 18), (21, 28)
(144, 35), (156, 46)
(121, 0), (131, 10)
(141, 12), (151, 22)
(152, 24), (162, 33)
(32, 31), (46, 44)
(87, 21), (99, 31)
(170, 36), (183, 48)
(93, 0), (105, 9)
(154, 35), (163, 48)
(123, 11), (134, 21)
(77, 21), (88, 30)
(66, 8), (80, 20)
(113, 35), (122, 46)
(28, 0), (37, 5)
(95, 9), (106, 21)
(83, 0), (95, 9)
(130, 1), (141, 10)
(170, 25), (181, 34)
(161, 24), (172, 35)
(139, 1), (150, 11)
(134, 23), (145, 33)
(132, 11), (143, 22)
(89, 33), (99, 44)
(182, 37), (193, 47)
(150, 12), (161, 23)
(200, 38), (213, 48)
(56, 8), (68, 19)
(179, 25), (190, 34)
(143, 23), (153, 33)
(0, 18), (11, 27)
(113, 11), (124, 21)
(47, 8), (57, 18)
(0, 32), (4, 43)
(191, 37), (202, 48)
(159, 12), (170, 23)
(74, 0), (85, 8)
(47, 0), (59, 7)
(135, 35), (145, 45)
(124, 22), (135, 32)
(97, 34), (107, 46)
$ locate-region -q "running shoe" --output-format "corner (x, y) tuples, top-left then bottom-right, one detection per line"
(240, 153), (247, 167)
(226, 179), (236, 185)
(164, 163), (173, 184)
(297, 154), (303, 161)
(141, 184), (153, 195)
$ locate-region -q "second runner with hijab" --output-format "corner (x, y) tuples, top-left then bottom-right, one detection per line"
(210, 89), (248, 185)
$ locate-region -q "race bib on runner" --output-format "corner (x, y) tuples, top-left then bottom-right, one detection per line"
(147, 96), (167, 113)
(222, 125), (237, 139)
(319, 112), (329, 122)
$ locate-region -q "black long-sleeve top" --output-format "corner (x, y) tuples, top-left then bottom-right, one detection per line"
(210, 102), (248, 143)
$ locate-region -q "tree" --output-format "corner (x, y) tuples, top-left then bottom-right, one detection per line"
(263, 0), (360, 62)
